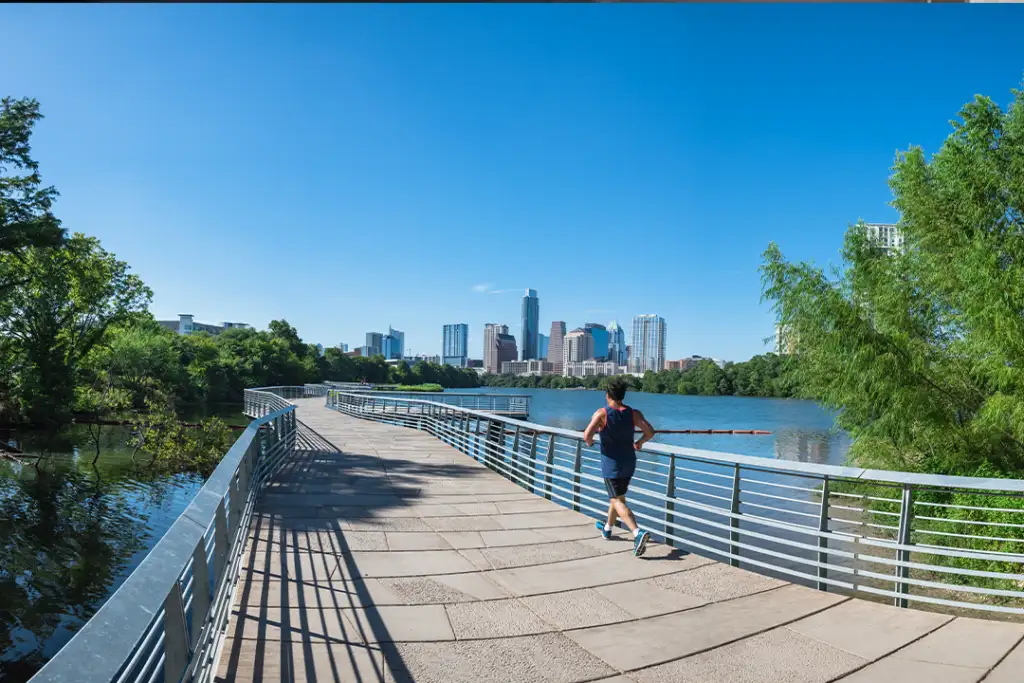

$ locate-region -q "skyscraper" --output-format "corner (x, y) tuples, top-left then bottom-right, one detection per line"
(443, 324), (469, 367)
(484, 324), (502, 374)
(584, 323), (609, 361)
(608, 321), (627, 366)
(382, 326), (404, 360)
(538, 334), (549, 361)
(365, 332), (383, 357)
(497, 331), (518, 370)
(548, 321), (566, 375)
(564, 328), (594, 365)
(630, 315), (667, 373)
(521, 289), (540, 360)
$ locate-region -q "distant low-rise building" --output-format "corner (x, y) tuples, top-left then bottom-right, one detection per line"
(563, 360), (623, 378)
(864, 222), (904, 254)
(157, 314), (251, 336)
(467, 359), (484, 369)
(664, 355), (726, 371)
(775, 324), (798, 355)
(405, 354), (441, 365)
(501, 360), (553, 376)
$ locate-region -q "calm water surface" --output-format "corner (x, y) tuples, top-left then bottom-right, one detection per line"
(0, 406), (246, 683)
(463, 387), (851, 466)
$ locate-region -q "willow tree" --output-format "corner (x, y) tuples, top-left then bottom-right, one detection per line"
(761, 81), (1024, 477)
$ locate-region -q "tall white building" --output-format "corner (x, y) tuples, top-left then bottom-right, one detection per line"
(864, 223), (904, 254)
(629, 315), (666, 373)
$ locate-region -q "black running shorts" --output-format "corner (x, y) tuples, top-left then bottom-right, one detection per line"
(604, 477), (632, 499)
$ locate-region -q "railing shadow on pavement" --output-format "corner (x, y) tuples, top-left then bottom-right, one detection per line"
(214, 419), (484, 683)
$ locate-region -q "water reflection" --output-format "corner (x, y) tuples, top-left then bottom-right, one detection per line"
(0, 426), (204, 683)
(774, 430), (847, 466)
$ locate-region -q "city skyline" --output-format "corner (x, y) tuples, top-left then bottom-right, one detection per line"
(7, 6), (1018, 364)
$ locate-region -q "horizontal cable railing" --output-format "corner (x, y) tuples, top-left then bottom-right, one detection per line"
(29, 390), (300, 683)
(327, 389), (1024, 617)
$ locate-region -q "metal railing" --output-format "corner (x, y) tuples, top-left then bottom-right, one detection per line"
(29, 390), (299, 683)
(328, 389), (530, 415)
(328, 389), (1024, 616)
(324, 381), (400, 391)
(244, 385), (325, 412)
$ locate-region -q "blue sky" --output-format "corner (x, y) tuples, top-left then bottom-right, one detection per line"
(2, 5), (1022, 362)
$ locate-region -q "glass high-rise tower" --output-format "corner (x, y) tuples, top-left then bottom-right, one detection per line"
(608, 321), (627, 366)
(521, 289), (540, 360)
(630, 315), (666, 373)
(443, 324), (469, 367)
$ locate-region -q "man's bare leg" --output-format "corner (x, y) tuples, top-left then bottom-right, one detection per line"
(605, 499), (619, 530)
(610, 496), (638, 533)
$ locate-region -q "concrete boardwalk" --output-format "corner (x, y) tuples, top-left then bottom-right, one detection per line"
(215, 400), (1024, 683)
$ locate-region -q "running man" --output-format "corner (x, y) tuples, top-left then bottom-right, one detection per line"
(583, 379), (654, 557)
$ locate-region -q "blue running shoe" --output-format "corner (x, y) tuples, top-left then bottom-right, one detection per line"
(633, 530), (650, 557)
(596, 520), (612, 540)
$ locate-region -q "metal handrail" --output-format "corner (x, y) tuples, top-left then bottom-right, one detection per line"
(29, 390), (299, 683)
(327, 389), (1024, 615)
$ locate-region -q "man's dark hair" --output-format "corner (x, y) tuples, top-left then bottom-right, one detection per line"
(606, 379), (627, 402)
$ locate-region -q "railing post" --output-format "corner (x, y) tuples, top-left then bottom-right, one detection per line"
(817, 476), (830, 592)
(527, 430), (538, 494)
(572, 440), (583, 512)
(729, 464), (741, 568)
(664, 457), (677, 547)
(894, 484), (913, 608)
(191, 538), (211, 649)
(459, 413), (469, 453)
(485, 420), (503, 471)
(164, 582), (190, 683)
(213, 501), (229, 582)
(511, 426), (521, 486)
(545, 434), (555, 500)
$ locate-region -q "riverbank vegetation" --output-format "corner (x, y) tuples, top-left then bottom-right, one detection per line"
(387, 383), (445, 392)
(762, 81), (1024, 586)
(0, 97), (477, 469)
(761, 81), (1024, 480)
(482, 352), (799, 397)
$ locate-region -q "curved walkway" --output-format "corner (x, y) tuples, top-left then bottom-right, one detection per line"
(215, 399), (1024, 683)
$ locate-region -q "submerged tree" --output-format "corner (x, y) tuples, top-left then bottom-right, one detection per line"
(761, 80), (1024, 476)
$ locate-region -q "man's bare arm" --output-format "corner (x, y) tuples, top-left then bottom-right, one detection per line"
(583, 409), (605, 447)
(634, 410), (655, 450)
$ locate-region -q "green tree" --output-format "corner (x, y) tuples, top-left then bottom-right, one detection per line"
(761, 80), (1024, 476)
(0, 97), (64, 275)
(0, 233), (151, 426)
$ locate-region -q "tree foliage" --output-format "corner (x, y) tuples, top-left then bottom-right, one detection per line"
(482, 354), (798, 397)
(0, 234), (151, 426)
(761, 81), (1024, 477)
(0, 97), (64, 268)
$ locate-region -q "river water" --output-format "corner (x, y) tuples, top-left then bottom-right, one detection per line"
(0, 407), (247, 683)
(464, 387), (851, 466)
